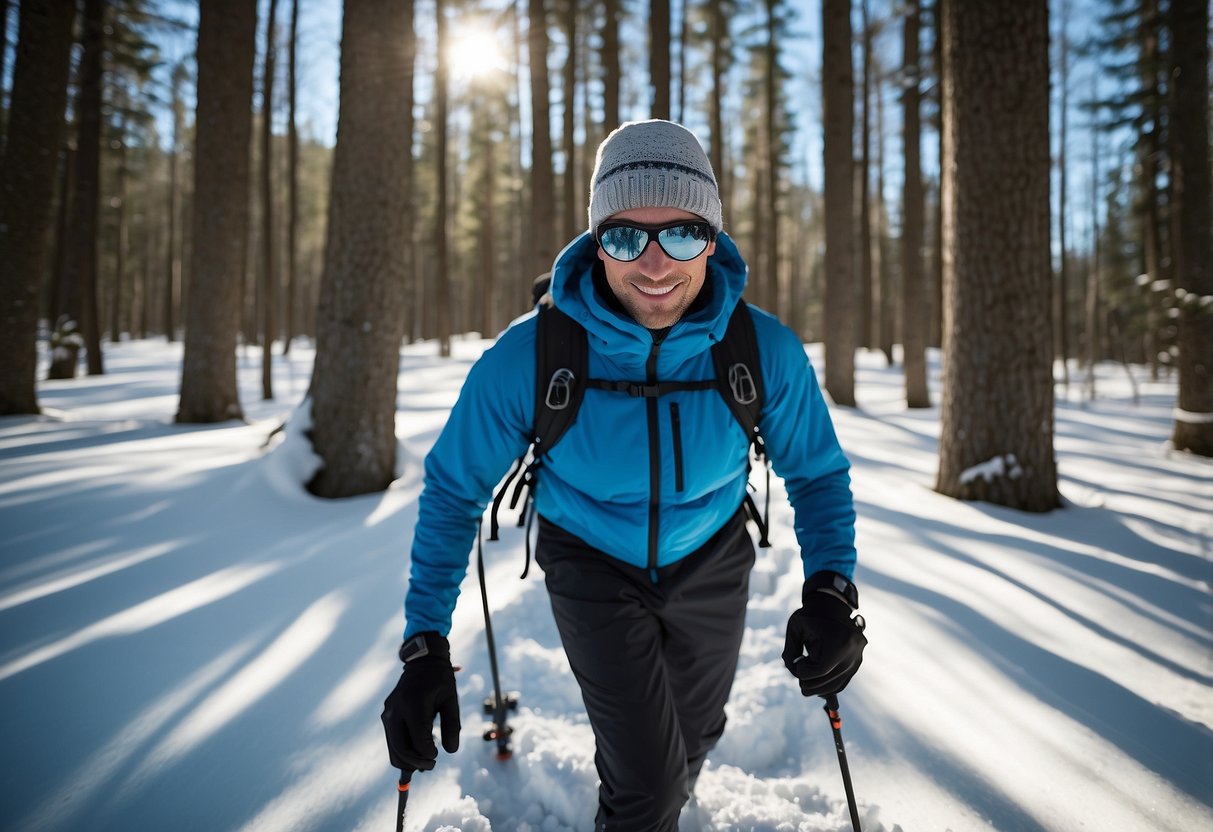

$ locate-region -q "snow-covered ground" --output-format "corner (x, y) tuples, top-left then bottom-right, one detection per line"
(1, 337), (1210, 832)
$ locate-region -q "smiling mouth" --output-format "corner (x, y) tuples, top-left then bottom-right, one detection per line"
(633, 283), (678, 297)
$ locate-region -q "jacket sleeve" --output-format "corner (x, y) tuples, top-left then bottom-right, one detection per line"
(403, 320), (535, 638)
(753, 311), (858, 580)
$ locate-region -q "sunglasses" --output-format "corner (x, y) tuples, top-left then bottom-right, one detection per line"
(595, 219), (716, 263)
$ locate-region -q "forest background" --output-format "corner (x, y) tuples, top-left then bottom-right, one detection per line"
(0, 0), (1210, 506)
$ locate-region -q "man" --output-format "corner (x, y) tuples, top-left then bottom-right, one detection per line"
(382, 120), (866, 831)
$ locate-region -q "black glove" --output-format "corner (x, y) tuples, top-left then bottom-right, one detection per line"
(782, 571), (867, 697)
(381, 632), (461, 772)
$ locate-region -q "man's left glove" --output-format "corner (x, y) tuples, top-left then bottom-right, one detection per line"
(381, 632), (461, 772)
(782, 571), (867, 697)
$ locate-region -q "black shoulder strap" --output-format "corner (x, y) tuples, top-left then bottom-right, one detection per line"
(533, 303), (588, 458)
(488, 303), (585, 551)
(710, 301), (764, 444)
(711, 301), (771, 548)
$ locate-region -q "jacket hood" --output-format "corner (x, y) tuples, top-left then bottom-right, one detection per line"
(548, 230), (749, 371)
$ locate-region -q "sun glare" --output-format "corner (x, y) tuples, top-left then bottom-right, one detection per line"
(449, 26), (507, 81)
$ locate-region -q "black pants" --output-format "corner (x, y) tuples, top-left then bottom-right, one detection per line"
(536, 509), (756, 832)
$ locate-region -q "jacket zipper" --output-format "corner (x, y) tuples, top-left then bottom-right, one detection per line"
(670, 402), (685, 493)
(645, 337), (662, 577)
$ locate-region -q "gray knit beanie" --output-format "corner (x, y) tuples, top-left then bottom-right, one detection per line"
(588, 120), (722, 234)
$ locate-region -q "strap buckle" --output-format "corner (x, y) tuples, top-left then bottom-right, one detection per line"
(545, 368), (575, 410)
(728, 363), (758, 405)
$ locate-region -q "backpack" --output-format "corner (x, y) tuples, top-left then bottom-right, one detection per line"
(487, 294), (773, 576)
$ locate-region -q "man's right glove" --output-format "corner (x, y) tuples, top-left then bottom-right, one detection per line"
(381, 632), (461, 773)
(781, 571), (867, 697)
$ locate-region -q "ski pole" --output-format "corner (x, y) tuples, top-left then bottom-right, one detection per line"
(822, 694), (862, 832)
(394, 771), (412, 832)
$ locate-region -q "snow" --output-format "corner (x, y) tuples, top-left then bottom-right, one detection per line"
(1173, 408), (1213, 425)
(958, 454), (1023, 485)
(1, 338), (1211, 832)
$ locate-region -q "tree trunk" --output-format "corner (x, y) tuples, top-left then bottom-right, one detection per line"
(111, 116), (129, 342)
(1084, 99), (1101, 402)
(1139, 0), (1166, 382)
(478, 96), (498, 337)
(602, 0), (620, 130)
(434, 0), (452, 357)
(561, 0), (578, 242)
(1055, 0), (1070, 391)
(935, 0), (1058, 511)
(928, 0), (943, 350)
(649, 0), (670, 118)
(284, 0), (299, 356)
(528, 0), (556, 277)
(859, 0), (873, 350)
(874, 48), (893, 365)
(55, 0), (106, 378)
(165, 62), (185, 342)
(261, 0), (278, 399)
(675, 0), (689, 123)
(901, 0), (929, 407)
(508, 1), (526, 302)
(1168, 0), (1213, 455)
(763, 0), (780, 318)
(0, 0), (75, 415)
(709, 1), (729, 230)
(47, 142), (74, 333)
(176, 0), (257, 423)
(307, 0), (412, 498)
(822, 0), (856, 407)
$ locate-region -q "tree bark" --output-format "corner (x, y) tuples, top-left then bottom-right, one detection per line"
(901, 0), (929, 407)
(1055, 0), (1070, 390)
(649, 0), (670, 118)
(1168, 0), (1213, 455)
(709, 1), (730, 230)
(165, 61), (186, 342)
(307, 0), (412, 497)
(602, 0), (620, 130)
(54, 0), (106, 378)
(477, 95), (498, 337)
(112, 113), (129, 342)
(261, 0), (278, 400)
(675, 0), (689, 123)
(284, 0), (299, 355)
(859, 0), (873, 350)
(528, 0), (556, 277)
(176, 0), (257, 423)
(935, 0), (1058, 511)
(0, 0), (75, 414)
(434, 0), (452, 357)
(763, 0), (780, 317)
(822, 0), (856, 406)
(561, 0), (578, 242)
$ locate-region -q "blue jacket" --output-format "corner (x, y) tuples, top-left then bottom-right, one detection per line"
(404, 231), (856, 637)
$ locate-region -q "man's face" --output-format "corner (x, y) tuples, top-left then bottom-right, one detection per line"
(597, 206), (716, 330)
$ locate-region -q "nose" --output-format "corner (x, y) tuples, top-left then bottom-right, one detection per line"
(634, 236), (674, 275)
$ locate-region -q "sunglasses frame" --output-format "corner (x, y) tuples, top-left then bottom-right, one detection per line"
(594, 219), (717, 263)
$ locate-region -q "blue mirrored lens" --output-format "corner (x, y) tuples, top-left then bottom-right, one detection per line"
(598, 223), (712, 262)
(656, 225), (710, 260)
(600, 226), (650, 261)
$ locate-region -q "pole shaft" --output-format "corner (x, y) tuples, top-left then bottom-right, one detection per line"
(823, 694), (862, 832)
(395, 775), (411, 832)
